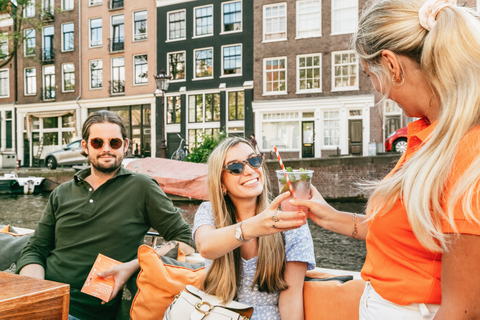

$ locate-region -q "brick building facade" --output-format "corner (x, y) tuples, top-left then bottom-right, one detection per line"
(252, 0), (380, 159)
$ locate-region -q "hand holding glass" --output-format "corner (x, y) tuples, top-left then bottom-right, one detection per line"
(276, 169), (313, 213)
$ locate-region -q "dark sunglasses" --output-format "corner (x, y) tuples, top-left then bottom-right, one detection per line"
(223, 155), (264, 175)
(88, 138), (124, 150)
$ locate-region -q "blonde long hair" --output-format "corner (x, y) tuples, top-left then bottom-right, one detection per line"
(354, 0), (480, 252)
(203, 137), (288, 302)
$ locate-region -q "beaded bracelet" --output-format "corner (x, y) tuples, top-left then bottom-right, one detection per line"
(352, 213), (359, 239)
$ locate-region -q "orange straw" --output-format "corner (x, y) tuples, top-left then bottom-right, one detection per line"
(273, 146), (296, 199)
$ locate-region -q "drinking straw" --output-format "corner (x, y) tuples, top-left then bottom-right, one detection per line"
(273, 146), (296, 199)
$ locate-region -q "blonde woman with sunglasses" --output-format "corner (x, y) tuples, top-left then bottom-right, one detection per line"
(193, 137), (315, 320)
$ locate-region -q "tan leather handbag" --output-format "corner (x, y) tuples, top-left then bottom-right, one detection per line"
(163, 285), (254, 320)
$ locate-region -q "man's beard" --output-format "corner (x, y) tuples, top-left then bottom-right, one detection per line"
(89, 153), (123, 174)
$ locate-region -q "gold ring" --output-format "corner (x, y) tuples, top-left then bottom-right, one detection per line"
(272, 213), (279, 222)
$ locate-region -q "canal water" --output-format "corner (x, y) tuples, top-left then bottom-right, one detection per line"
(0, 194), (367, 272)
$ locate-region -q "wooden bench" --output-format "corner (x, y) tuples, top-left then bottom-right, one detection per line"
(0, 272), (70, 320)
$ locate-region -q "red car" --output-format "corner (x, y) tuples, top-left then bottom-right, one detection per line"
(385, 126), (408, 153)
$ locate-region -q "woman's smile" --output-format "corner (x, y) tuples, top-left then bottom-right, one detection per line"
(242, 178), (259, 187)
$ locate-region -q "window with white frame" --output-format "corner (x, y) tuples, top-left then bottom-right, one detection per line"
(62, 63), (75, 91)
(24, 0), (35, 17)
(90, 18), (102, 47)
(188, 128), (220, 150)
(263, 3), (286, 41)
(222, 1), (242, 33)
(89, 0), (102, 6)
(194, 5), (213, 37)
(264, 57), (286, 94)
(188, 93), (220, 123)
(384, 99), (402, 137)
(90, 59), (102, 89)
(43, 65), (55, 100)
(62, 0), (74, 10)
(167, 95), (181, 124)
(134, 54), (148, 85)
(297, 0), (321, 38)
(324, 111), (340, 146)
(332, 0), (358, 34)
(222, 44), (242, 76)
(133, 11), (147, 41)
(25, 29), (35, 56)
(332, 51), (358, 90)
(167, 10), (186, 41)
(189, 95), (203, 123)
(228, 91), (244, 121)
(110, 0), (123, 9)
(62, 23), (74, 51)
(111, 57), (125, 94)
(262, 112), (300, 150)
(4, 110), (13, 149)
(188, 129), (202, 150)
(43, 26), (54, 60)
(297, 54), (321, 92)
(168, 51), (185, 80)
(194, 48), (213, 79)
(111, 15), (124, 51)
(28, 114), (76, 152)
(0, 69), (8, 97)
(42, 0), (54, 16)
(0, 35), (7, 60)
(25, 68), (36, 95)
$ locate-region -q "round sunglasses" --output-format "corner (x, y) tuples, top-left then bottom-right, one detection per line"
(223, 154), (265, 175)
(88, 138), (124, 150)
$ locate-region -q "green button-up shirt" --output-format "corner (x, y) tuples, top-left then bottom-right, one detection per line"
(17, 167), (195, 319)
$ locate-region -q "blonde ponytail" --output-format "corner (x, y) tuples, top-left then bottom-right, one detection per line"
(354, 0), (480, 251)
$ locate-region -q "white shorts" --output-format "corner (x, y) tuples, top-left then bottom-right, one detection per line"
(359, 282), (440, 320)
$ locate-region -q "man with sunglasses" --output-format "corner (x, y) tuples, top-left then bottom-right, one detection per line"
(16, 110), (195, 320)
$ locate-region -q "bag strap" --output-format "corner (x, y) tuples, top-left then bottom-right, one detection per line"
(165, 287), (253, 320)
(163, 303), (172, 320)
(185, 285), (254, 314)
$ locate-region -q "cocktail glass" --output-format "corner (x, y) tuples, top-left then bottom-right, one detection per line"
(276, 169), (313, 213)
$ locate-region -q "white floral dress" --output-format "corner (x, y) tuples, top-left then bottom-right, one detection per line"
(193, 202), (316, 320)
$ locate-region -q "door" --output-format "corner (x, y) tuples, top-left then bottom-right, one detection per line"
(31, 132), (40, 165)
(302, 121), (314, 158)
(23, 133), (30, 167)
(349, 119), (363, 155)
(131, 106), (142, 157)
(167, 133), (181, 159)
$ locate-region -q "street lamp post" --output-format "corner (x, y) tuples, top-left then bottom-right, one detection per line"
(154, 70), (171, 158)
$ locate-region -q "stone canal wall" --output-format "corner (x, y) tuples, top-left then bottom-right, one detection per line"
(15, 168), (75, 192)
(265, 154), (400, 199)
(12, 154), (401, 199)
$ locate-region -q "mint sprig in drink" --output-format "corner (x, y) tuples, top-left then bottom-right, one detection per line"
(276, 167), (313, 212)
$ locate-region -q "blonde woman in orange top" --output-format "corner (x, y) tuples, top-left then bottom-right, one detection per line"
(292, 0), (480, 319)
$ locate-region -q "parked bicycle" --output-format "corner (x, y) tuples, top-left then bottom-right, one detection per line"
(171, 134), (188, 161)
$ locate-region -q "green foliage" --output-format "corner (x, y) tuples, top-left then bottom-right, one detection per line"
(279, 167), (310, 185)
(0, 0), (52, 69)
(185, 131), (228, 163)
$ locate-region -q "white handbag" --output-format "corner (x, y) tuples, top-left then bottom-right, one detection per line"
(163, 285), (254, 320)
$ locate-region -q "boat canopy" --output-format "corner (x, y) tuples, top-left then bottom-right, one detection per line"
(126, 158), (208, 200)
